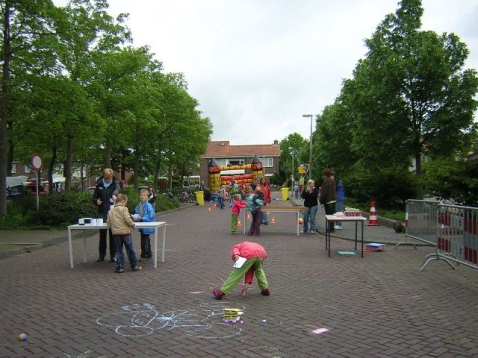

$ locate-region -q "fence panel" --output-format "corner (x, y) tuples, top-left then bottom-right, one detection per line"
(420, 204), (478, 271)
(396, 200), (439, 249)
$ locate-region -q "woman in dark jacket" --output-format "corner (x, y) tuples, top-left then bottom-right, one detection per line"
(92, 168), (121, 262)
(301, 179), (319, 234)
(320, 168), (337, 233)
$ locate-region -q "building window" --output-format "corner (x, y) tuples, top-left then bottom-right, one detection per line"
(227, 159), (245, 166)
(262, 158), (273, 167)
(11, 164), (16, 174)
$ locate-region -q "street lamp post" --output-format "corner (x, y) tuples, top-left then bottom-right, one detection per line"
(288, 147), (296, 192)
(302, 114), (314, 179)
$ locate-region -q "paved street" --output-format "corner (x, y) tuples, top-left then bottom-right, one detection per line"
(1, 193), (478, 357)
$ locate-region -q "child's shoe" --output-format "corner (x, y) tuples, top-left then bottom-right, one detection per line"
(114, 268), (124, 273)
(132, 266), (142, 271)
(213, 289), (225, 300)
(138, 257), (148, 262)
(261, 288), (270, 296)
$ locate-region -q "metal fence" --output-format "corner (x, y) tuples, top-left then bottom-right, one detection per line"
(396, 200), (478, 271)
(421, 203), (478, 271)
(395, 199), (439, 249)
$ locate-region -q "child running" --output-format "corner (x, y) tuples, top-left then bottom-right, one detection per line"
(231, 194), (246, 234)
(107, 194), (142, 273)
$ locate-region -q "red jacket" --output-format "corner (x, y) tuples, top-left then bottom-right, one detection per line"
(231, 200), (246, 215)
(231, 241), (267, 260)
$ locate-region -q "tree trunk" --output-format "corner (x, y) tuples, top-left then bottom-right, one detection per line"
(0, 5), (12, 217)
(64, 134), (73, 192)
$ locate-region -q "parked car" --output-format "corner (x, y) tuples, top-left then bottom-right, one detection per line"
(24, 182), (49, 196)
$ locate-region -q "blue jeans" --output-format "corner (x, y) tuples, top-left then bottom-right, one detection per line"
(335, 200), (344, 227)
(114, 234), (139, 270)
(302, 205), (318, 233)
(218, 196), (225, 208)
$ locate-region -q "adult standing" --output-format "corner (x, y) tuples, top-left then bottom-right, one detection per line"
(148, 185), (156, 211)
(259, 177), (271, 225)
(301, 179), (319, 234)
(247, 186), (264, 236)
(319, 169), (337, 233)
(335, 178), (345, 230)
(93, 168), (121, 262)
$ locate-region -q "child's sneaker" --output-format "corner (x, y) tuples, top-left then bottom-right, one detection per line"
(261, 288), (270, 296)
(114, 268), (124, 273)
(138, 257), (148, 262)
(213, 289), (225, 300)
(132, 266), (142, 271)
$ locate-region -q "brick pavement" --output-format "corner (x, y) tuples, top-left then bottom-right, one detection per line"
(1, 194), (478, 357)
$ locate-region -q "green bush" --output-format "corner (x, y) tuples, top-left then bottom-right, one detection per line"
(31, 192), (98, 227)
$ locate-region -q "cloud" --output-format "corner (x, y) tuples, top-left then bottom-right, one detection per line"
(58, 0), (478, 144)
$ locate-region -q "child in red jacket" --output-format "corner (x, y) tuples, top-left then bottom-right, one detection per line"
(213, 241), (270, 300)
(231, 194), (246, 234)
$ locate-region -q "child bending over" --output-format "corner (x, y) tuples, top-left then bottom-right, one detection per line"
(213, 241), (270, 300)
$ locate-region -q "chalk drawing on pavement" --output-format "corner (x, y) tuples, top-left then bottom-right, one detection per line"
(96, 302), (244, 339)
(61, 351), (106, 358)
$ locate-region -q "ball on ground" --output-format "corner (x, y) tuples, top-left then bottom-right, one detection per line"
(18, 333), (28, 341)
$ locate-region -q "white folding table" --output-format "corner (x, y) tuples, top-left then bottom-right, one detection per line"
(67, 222), (167, 268)
(325, 215), (366, 258)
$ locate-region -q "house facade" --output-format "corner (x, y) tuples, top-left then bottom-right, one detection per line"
(199, 140), (281, 189)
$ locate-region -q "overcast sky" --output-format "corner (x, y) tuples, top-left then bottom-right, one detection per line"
(58, 0), (478, 145)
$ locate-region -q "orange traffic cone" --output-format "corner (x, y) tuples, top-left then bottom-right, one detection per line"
(238, 220), (242, 227)
(367, 201), (380, 226)
(247, 213), (251, 221)
(271, 217), (276, 224)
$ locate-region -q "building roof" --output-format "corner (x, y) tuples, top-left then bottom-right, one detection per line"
(202, 141), (281, 158)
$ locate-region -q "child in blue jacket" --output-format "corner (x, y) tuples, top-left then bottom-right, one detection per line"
(134, 189), (156, 262)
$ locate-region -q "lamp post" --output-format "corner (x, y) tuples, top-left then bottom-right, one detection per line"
(302, 114), (314, 180)
(288, 147), (296, 192)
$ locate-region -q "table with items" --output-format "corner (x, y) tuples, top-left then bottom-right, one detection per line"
(67, 221), (167, 268)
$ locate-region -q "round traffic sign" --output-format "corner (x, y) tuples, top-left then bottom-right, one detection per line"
(31, 154), (43, 171)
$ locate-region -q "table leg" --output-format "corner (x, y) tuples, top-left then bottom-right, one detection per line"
(153, 228), (158, 269)
(83, 234), (87, 263)
(161, 224), (166, 263)
(361, 221), (364, 258)
(68, 228), (74, 269)
(354, 222), (358, 250)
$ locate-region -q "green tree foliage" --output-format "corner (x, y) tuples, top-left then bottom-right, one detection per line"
(279, 133), (308, 184)
(329, 0), (478, 200)
(0, 0), (212, 217)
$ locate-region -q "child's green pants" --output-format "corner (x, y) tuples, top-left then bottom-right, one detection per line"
(220, 258), (268, 294)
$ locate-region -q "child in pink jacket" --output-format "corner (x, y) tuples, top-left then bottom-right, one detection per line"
(213, 241), (270, 300)
(231, 194), (246, 234)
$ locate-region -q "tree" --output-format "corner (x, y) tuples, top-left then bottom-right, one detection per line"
(279, 133), (308, 184)
(343, 0), (478, 199)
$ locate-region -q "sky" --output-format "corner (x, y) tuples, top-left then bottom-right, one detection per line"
(57, 0), (478, 145)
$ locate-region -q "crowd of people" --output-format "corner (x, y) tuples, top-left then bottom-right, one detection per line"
(91, 167), (343, 302)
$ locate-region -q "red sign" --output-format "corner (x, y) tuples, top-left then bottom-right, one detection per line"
(31, 154), (43, 171)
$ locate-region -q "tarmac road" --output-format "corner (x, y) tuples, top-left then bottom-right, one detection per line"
(1, 192), (478, 357)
